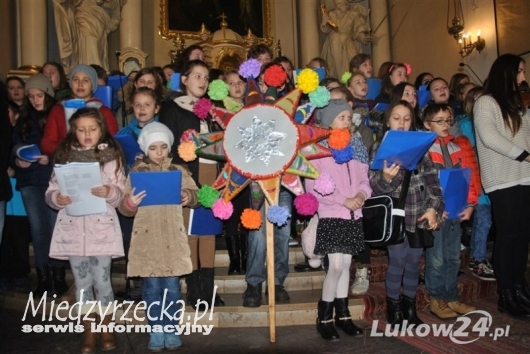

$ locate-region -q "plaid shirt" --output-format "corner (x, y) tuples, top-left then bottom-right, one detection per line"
(368, 148), (445, 232)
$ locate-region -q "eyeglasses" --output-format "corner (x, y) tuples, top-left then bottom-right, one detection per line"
(429, 119), (454, 126)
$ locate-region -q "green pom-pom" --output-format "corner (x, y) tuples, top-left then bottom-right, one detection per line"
(207, 80), (229, 100)
(197, 185), (220, 208)
(309, 86), (331, 108)
(341, 71), (352, 84)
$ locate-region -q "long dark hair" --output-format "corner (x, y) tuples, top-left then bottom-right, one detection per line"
(382, 100), (416, 135)
(484, 54), (525, 135)
(20, 91), (57, 140)
(54, 108), (124, 175)
(180, 60), (209, 94)
(380, 63), (406, 98)
(133, 67), (165, 100)
(175, 45), (205, 72)
(41, 61), (68, 90)
(390, 82), (420, 127)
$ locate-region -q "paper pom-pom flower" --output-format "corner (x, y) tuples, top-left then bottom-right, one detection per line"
(193, 97), (212, 120)
(341, 71), (352, 84)
(328, 128), (351, 150)
(308, 86), (331, 108)
(208, 79), (229, 100)
(180, 129), (201, 146)
(241, 208), (262, 229)
(294, 193), (319, 216)
(313, 173), (336, 196)
(296, 68), (319, 94)
(331, 146), (353, 164)
(238, 58), (261, 79)
(266, 205), (291, 226)
(212, 199), (234, 220)
(223, 97), (243, 112)
(197, 185), (220, 208)
(177, 141), (197, 162)
(404, 63), (412, 75)
(263, 64), (288, 87)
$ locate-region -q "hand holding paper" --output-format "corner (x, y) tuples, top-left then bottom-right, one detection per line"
(382, 160), (400, 182)
(57, 193), (73, 206)
(91, 185), (110, 198)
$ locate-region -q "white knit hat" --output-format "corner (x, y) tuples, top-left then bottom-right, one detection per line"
(137, 122), (174, 153)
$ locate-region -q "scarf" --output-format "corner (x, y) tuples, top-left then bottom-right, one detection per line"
(67, 144), (117, 164)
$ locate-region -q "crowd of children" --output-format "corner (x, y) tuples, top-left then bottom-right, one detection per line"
(1, 44), (529, 352)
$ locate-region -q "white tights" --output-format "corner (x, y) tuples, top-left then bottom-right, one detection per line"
(321, 253), (352, 302)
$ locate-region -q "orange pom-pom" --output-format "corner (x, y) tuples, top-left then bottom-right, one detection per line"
(177, 141), (197, 162)
(241, 208), (263, 230)
(328, 128), (351, 150)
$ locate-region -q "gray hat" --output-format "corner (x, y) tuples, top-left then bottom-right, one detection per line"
(137, 122), (175, 154)
(315, 98), (353, 128)
(69, 64), (99, 93)
(25, 73), (54, 96)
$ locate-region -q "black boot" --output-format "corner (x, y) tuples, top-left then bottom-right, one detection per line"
(401, 295), (423, 326)
(51, 266), (68, 296)
(497, 288), (530, 320)
(225, 235), (240, 275)
(34, 266), (52, 298)
(242, 283), (262, 308)
(333, 298), (363, 336)
(386, 296), (404, 327)
(186, 270), (205, 310)
(317, 300), (340, 341)
(240, 233), (248, 274)
(201, 268), (225, 307)
(514, 284), (530, 309)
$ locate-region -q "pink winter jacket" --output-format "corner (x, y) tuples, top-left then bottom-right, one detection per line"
(305, 156), (372, 220)
(46, 159), (126, 260)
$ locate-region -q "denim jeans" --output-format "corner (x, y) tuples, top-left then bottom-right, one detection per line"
(143, 277), (182, 328)
(425, 219), (461, 301)
(20, 185), (60, 267)
(470, 204), (492, 261)
(245, 189), (292, 287)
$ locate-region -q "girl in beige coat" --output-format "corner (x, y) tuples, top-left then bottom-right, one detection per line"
(118, 122), (198, 352)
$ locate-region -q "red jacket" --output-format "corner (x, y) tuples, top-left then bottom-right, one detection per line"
(41, 98), (119, 156)
(428, 135), (481, 206)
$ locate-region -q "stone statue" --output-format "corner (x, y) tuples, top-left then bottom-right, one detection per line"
(52, 0), (126, 72)
(320, 0), (371, 78)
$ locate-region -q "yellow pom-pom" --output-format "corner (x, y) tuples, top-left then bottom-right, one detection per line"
(177, 141), (197, 162)
(296, 68), (319, 94)
(241, 208), (263, 230)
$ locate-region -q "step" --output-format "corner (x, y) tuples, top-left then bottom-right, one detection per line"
(0, 289), (365, 328)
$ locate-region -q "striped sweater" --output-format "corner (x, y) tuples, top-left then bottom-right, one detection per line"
(473, 95), (530, 193)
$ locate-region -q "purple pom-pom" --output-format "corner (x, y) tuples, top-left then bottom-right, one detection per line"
(331, 146), (353, 164)
(266, 205), (291, 226)
(193, 97), (212, 120)
(238, 58), (261, 79)
(313, 173), (336, 196)
(212, 199), (234, 220)
(294, 193), (319, 216)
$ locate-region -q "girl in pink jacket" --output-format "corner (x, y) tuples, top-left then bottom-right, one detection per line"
(305, 99), (372, 341)
(45, 107), (125, 353)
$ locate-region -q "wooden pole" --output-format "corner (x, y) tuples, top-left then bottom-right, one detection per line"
(265, 201), (276, 342)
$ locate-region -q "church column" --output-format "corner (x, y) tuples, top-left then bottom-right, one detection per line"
(297, 0), (320, 66)
(369, 0), (391, 70)
(19, 0), (47, 66)
(119, 0), (142, 49)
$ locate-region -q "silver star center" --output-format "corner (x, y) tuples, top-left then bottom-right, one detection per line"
(235, 116), (287, 166)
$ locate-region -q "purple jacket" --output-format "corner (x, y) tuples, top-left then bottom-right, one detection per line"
(305, 156), (372, 220)
(46, 159), (126, 260)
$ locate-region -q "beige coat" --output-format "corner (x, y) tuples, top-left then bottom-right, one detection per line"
(118, 158), (198, 277)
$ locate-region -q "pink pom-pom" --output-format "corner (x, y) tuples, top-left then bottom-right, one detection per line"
(313, 173), (336, 196)
(193, 97), (213, 120)
(294, 193), (319, 216)
(212, 199), (234, 220)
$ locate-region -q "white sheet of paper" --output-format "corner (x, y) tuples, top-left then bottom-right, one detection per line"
(54, 162), (107, 216)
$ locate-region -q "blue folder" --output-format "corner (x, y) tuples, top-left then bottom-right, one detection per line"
(107, 75), (128, 92)
(439, 168), (471, 220)
(129, 170), (182, 206)
(370, 130), (437, 170)
(16, 144), (41, 162)
(417, 90), (432, 108)
(170, 73), (181, 92)
(94, 85), (112, 108)
(373, 102), (388, 112)
(188, 206), (224, 236)
(114, 134), (143, 167)
(366, 78), (382, 100)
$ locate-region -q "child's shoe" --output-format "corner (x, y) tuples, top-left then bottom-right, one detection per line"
(472, 260), (495, 281)
(164, 332), (182, 351)
(430, 298), (458, 319)
(447, 300), (476, 315)
(147, 332), (165, 352)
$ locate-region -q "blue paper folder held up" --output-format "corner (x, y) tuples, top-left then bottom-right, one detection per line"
(107, 75), (128, 92)
(114, 134), (143, 166)
(94, 85), (113, 108)
(129, 170), (182, 207)
(366, 78), (382, 100)
(16, 144), (41, 162)
(370, 130), (437, 170)
(373, 102), (388, 112)
(170, 73), (181, 91)
(438, 168), (471, 220)
(188, 206), (224, 236)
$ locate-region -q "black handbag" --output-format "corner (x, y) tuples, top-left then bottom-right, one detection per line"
(362, 171), (412, 247)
